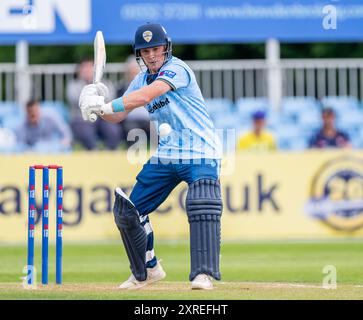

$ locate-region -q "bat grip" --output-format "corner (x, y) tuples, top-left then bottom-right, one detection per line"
(89, 113), (97, 122)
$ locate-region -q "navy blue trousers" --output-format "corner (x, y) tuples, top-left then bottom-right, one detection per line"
(129, 158), (220, 268)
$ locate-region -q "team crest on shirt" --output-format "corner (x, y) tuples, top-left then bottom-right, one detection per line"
(304, 156), (363, 231)
(159, 70), (176, 78)
(143, 31), (153, 42)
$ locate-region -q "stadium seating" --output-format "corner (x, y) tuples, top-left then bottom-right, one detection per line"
(298, 110), (322, 130)
(212, 111), (240, 153)
(212, 95), (363, 151)
(0, 101), (23, 118)
(41, 101), (70, 122)
(1, 95), (362, 152)
(0, 103), (23, 150)
(213, 110), (238, 128)
(236, 97), (270, 116)
(0, 103), (20, 152)
(355, 128), (363, 149)
(321, 96), (360, 116)
(204, 98), (234, 120)
(273, 124), (302, 150)
(0, 101), (70, 129)
(0, 101), (71, 153)
(337, 109), (363, 130)
(281, 96), (321, 123)
(1, 113), (24, 131)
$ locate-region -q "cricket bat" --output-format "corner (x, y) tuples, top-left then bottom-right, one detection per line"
(89, 30), (106, 122)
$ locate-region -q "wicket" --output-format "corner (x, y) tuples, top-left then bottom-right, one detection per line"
(27, 165), (63, 285)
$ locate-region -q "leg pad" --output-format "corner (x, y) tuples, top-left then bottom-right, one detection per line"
(186, 179), (223, 281)
(113, 188), (147, 281)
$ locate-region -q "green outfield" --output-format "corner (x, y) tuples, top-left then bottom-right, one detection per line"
(0, 240), (363, 299)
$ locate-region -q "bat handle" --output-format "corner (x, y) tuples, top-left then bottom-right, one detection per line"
(89, 113), (98, 122)
(89, 110), (104, 123)
(89, 80), (105, 122)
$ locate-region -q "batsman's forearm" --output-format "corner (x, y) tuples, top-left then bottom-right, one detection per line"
(113, 81), (171, 112)
(106, 93), (146, 117)
(101, 110), (128, 123)
(106, 80), (171, 117)
(123, 90), (150, 111)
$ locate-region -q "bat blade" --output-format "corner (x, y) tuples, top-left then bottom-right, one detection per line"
(90, 31), (106, 122)
(93, 30), (106, 84)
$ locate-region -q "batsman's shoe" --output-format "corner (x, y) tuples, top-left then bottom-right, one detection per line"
(118, 261), (166, 290)
(191, 274), (214, 290)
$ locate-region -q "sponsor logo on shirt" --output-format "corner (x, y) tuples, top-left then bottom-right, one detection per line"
(147, 98), (170, 113)
(159, 70), (176, 79)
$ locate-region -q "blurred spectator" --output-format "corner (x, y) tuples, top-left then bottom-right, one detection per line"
(117, 55), (140, 95)
(117, 55), (151, 147)
(238, 111), (277, 152)
(66, 58), (121, 150)
(15, 100), (72, 152)
(309, 107), (351, 149)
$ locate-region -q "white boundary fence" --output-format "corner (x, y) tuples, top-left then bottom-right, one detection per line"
(1, 58), (363, 105)
(282, 59), (363, 100)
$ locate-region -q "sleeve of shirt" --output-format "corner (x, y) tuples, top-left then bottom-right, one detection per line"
(156, 64), (190, 91)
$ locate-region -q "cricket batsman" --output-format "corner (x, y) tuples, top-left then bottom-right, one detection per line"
(79, 23), (223, 290)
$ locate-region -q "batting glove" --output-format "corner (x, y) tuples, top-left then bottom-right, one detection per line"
(79, 82), (109, 99)
(79, 83), (110, 121)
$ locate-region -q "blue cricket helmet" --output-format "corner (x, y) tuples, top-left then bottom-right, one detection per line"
(133, 23), (172, 66)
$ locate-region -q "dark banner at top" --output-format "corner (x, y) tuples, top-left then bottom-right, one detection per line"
(0, 0), (363, 44)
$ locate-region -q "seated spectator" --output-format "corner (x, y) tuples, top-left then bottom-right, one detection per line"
(117, 55), (151, 147)
(15, 100), (72, 153)
(238, 111), (277, 152)
(67, 58), (121, 150)
(309, 107), (351, 149)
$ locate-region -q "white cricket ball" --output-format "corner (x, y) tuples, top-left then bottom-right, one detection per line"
(159, 123), (172, 137)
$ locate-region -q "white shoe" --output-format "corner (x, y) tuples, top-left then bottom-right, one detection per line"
(191, 273), (214, 290)
(118, 261), (166, 290)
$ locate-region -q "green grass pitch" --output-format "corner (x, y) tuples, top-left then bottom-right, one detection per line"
(0, 240), (363, 299)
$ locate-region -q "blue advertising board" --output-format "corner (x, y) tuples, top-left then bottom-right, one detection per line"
(0, 0), (362, 44)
